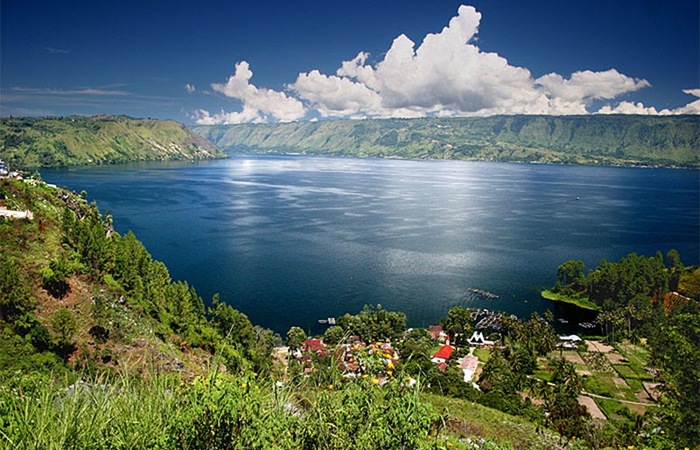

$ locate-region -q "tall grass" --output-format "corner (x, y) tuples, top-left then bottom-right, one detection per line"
(0, 368), (447, 449)
(0, 372), (177, 449)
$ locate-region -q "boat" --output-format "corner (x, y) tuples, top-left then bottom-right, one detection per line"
(318, 317), (336, 325)
(466, 288), (499, 299)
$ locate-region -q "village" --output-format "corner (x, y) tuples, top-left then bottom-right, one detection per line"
(279, 306), (661, 425)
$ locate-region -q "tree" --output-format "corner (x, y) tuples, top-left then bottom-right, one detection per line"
(666, 249), (682, 270)
(557, 260), (585, 291)
(52, 307), (77, 347)
(0, 254), (33, 322)
(648, 313), (700, 447)
(210, 294), (254, 348)
(546, 359), (589, 441)
(439, 306), (473, 346)
(286, 326), (306, 351)
(323, 325), (345, 346)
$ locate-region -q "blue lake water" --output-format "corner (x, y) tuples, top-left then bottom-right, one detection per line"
(42, 156), (700, 335)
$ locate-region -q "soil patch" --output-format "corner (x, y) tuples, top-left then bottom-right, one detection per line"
(578, 396), (606, 420)
(586, 340), (614, 353)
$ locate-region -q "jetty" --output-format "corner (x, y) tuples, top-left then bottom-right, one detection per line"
(470, 309), (503, 330)
(466, 288), (499, 300)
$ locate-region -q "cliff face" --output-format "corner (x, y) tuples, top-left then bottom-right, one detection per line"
(193, 115), (700, 167)
(0, 115), (227, 168)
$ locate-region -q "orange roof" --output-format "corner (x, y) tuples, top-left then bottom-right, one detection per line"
(433, 344), (454, 360)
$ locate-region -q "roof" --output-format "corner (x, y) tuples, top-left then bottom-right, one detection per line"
(432, 344), (454, 360)
(302, 338), (327, 353)
(559, 334), (582, 342)
(459, 354), (479, 372)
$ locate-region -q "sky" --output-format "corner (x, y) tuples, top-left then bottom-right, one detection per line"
(1, 0), (698, 124)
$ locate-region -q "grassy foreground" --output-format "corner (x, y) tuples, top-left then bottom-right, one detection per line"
(0, 368), (538, 450)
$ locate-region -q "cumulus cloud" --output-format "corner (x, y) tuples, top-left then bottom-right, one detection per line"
(673, 89), (700, 115)
(185, 83), (196, 94)
(195, 5), (696, 123)
(195, 61), (306, 124)
(288, 5), (651, 119)
(596, 88), (700, 115)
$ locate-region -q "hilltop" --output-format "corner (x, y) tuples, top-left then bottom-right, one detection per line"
(0, 115), (226, 168)
(193, 115), (700, 168)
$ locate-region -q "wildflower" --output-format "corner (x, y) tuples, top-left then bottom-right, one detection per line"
(362, 374), (369, 379)
(328, 384), (334, 390)
(371, 378), (379, 385)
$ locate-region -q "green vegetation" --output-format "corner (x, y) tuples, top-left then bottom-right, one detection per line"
(193, 115), (700, 168)
(540, 290), (600, 311)
(0, 115), (226, 168)
(2, 174), (699, 449)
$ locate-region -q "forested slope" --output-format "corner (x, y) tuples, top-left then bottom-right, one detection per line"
(0, 115), (226, 168)
(193, 115), (700, 167)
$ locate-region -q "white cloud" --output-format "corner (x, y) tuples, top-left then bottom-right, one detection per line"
(288, 5), (651, 119)
(195, 61), (306, 124)
(11, 87), (129, 96)
(673, 89), (700, 115)
(196, 5), (696, 123)
(536, 69), (650, 103)
(185, 83), (196, 94)
(596, 88), (700, 115)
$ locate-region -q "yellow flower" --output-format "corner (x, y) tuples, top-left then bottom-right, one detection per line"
(362, 374), (369, 379)
(371, 378), (379, 385)
(387, 371), (393, 377)
(328, 384), (334, 390)
(387, 362), (395, 369)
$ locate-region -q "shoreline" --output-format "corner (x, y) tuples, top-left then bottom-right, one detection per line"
(540, 289), (601, 312)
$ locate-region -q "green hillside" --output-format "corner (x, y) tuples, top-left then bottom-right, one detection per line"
(193, 115), (700, 167)
(0, 115), (226, 168)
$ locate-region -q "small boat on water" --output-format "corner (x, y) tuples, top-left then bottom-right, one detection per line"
(466, 288), (499, 299)
(318, 317), (336, 325)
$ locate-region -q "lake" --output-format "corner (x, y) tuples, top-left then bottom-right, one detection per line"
(42, 156), (700, 335)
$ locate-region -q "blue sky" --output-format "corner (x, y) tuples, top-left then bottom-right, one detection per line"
(2, 0), (698, 124)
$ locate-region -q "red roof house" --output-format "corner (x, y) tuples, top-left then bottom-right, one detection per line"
(431, 344), (454, 364)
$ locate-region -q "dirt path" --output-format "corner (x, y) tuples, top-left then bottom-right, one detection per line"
(578, 396), (606, 419)
(581, 391), (659, 407)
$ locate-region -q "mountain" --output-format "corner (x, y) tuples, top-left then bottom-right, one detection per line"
(0, 115), (226, 168)
(193, 115), (700, 168)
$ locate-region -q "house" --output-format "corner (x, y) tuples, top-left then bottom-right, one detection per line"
(467, 331), (495, 346)
(558, 334), (582, 349)
(431, 344), (454, 364)
(428, 325), (448, 342)
(459, 354), (479, 382)
(302, 338), (327, 354)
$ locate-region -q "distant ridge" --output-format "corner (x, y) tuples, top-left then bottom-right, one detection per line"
(0, 115), (226, 168)
(193, 115), (700, 168)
